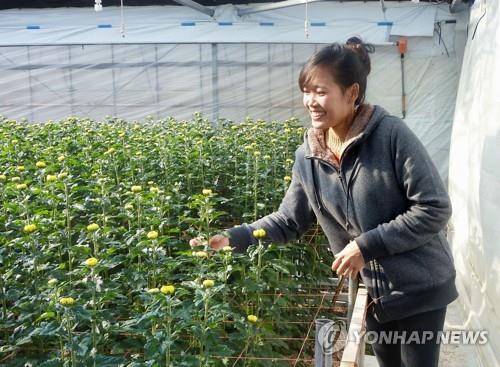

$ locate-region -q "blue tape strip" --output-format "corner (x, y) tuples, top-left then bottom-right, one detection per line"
(259, 22), (274, 26)
(310, 22), (326, 27)
(218, 22), (233, 26)
(26, 25), (40, 29)
(377, 21), (393, 26)
(98, 24), (112, 28)
(181, 22), (196, 26)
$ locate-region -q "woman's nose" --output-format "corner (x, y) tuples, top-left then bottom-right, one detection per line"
(307, 95), (318, 107)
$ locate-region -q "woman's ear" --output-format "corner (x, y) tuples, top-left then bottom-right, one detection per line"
(349, 83), (360, 104)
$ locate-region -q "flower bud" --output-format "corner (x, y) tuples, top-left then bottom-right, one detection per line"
(85, 257), (98, 267)
(160, 285), (175, 295)
(202, 279), (215, 288)
(147, 231), (159, 240)
(252, 229), (266, 239)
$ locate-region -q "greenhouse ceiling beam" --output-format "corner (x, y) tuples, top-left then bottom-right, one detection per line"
(237, 0), (325, 16)
(172, 0), (215, 17)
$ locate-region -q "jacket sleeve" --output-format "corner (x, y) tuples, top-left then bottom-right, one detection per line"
(355, 120), (452, 262)
(226, 159), (316, 253)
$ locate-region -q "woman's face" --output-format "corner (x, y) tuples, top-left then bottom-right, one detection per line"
(302, 66), (358, 132)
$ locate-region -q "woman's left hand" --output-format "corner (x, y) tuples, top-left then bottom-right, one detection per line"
(332, 240), (366, 279)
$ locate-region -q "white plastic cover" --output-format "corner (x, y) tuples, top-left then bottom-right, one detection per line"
(0, 2), (463, 180)
(0, 2), (449, 45)
(448, 1), (500, 365)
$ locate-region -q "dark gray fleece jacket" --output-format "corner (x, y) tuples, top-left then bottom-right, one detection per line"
(227, 105), (458, 323)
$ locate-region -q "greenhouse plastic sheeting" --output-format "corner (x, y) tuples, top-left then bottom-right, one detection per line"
(0, 2), (455, 45)
(448, 1), (500, 366)
(0, 2), (463, 181)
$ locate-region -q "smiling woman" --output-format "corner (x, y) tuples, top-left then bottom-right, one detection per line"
(299, 37), (371, 141)
(210, 37), (458, 367)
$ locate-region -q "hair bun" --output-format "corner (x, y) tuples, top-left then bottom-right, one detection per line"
(345, 36), (374, 75)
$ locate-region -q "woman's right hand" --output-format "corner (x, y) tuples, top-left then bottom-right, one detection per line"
(208, 234), (230, 251)
(189, 234), (230, 251)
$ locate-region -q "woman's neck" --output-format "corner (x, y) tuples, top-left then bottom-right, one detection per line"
(327, 106), (358, 141)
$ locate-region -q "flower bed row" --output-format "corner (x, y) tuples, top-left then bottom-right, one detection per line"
(0, 115), (338, 366)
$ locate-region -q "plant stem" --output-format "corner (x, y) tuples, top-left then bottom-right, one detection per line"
(64, 181), (72, 274)
(91, 270), (97, 367)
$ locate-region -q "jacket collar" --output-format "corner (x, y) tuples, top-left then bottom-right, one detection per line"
(304, 104), (386, 164)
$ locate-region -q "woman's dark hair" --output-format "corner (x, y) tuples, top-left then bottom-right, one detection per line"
(298, 37), (375, 106)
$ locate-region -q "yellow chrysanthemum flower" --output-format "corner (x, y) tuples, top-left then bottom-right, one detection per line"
(59, 297), (75, 306)
(46, 175), (57, 183)
(57, 172), (68, 180)
(252, 229), (266, 239)
(222, 246), (233, 252)
(160, 285), (175, 295)
(247, 314), (258, 323)
(202, 189), (212, 195)
(131, 185), (142, 193)
(23, 224), (37, 233)
(85, 257), (98, 267)
(57, 155), (65, 162)
(87, 223), (100, 232)
(147, 231), (159, 240)
(284, 176), (292, 182)
(16, 183), (28, 190)
(17, 166), (25, 172)
(195, 251), (208, 258)
(147, 288), (160, 294)
(36, 161), (46, 169)
(202, 279), (215, 288)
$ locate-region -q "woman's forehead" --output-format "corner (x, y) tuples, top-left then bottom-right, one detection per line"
(303, 66), (336, 88)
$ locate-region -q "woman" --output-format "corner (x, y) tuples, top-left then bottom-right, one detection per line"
(208, 37), (458, 367)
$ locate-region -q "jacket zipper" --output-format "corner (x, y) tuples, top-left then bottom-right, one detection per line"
(307, 137), (362, 232)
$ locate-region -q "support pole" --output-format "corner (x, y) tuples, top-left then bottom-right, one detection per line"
(211, 43), (219, 122)
(347, 276), (358, 325)
(398, 37), (408, 119)
(315, 318), (334, 367)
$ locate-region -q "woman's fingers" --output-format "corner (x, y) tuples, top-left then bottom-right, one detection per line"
(209, 234), (230, 250)
(331, 255), (342, 272)
(333, 255), (361, 278)
(337, 258), (350, 276)
(189, 237), (203, 248)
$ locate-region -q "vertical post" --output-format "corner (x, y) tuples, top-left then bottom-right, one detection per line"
(111, 44), (117, 117)
(27, 46), (34, 121)
(68, 45), (74, 116)
(315, 318), (334, 367)
(267, 43), (271, 121)
(211, 43), (218, 122)
(199, 44), (204, 117)
(244, 43), (248, 118)
(291, 43), (295, 117)
(155, 44), (160, 120)
(347, 277), (358, 325)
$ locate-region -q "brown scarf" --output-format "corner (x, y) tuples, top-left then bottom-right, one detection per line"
(307, 103), (375, 167)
